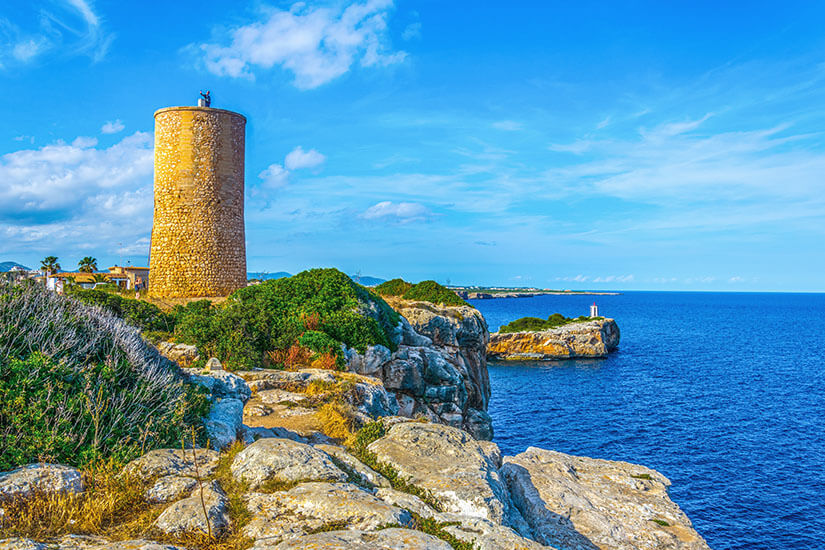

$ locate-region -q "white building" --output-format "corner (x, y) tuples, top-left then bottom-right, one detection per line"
(590, 303), (599, 317)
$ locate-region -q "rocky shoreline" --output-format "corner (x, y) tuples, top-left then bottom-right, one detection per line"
(1, 302), (707, 550)
(488, 318), (620, 361)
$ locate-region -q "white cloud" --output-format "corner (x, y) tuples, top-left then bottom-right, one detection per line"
(284, 146), (326, 170)
(101, 119), (125, 134)
(0, 1), (113, 68)
(258, 163), (289, 189)
(492, 120), (523, 131)
(729, 276), (744, 283)
(0, 131), (154, 257)
(194, 0), (406, 89)
(256, 146), (325, 192)
(362, 201), (430, 223)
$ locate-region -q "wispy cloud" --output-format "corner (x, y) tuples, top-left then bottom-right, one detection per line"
(492, 120), (523, 131)
(362, 201), (430, 223)
(0, 1), (113, 68)
(192, 0), (406, 88)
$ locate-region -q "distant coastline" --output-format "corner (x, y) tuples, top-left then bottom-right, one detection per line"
(455, 288), (620, 299)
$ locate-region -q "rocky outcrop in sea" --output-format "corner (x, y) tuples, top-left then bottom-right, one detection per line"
(488, 318), (620, 361)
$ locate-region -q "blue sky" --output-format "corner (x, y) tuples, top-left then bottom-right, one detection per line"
(1, 1), (824, 291)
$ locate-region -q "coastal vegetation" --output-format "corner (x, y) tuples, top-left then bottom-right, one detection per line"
(498, 313), (602, 334)
(71, 268), (400, 372)
(375, 278), (469, 307)
(0, 280), (210, 470)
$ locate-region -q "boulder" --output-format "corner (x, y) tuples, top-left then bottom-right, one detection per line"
(367, 423), (527, 532)
(230, 438), (346, 489)
(183, 368), (251, 403)
(488, 319), (620, 360)
(501, 447), (710, 550)
(244, 482), (412, 544)
(205, 397), (244, 450)
(259, 528), (452, 550)
(153, 480), (230, 536)
(0, 463), (83, 501)
(122, 448), (219, 479)
(145, 475), (197, 504)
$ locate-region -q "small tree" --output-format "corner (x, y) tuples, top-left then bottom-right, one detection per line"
(78, 257), (98, 273)
(40, 256), (61, 276)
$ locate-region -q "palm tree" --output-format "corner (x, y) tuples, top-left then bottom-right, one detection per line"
(78, 256), (98, 273)
(40, 256), (61, 276)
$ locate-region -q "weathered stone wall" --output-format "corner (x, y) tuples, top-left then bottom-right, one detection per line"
(149, 106), (247, 298)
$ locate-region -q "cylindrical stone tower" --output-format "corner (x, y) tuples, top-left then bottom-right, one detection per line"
(149, 106), (247, 298)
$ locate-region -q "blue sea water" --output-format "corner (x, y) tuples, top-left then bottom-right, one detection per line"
(470, 292), (825, 550)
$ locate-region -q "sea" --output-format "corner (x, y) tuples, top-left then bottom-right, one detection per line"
(470, 291), (825, 550)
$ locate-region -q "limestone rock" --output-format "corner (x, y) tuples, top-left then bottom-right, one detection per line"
(501, 447), (710, 550)
(313, 444), (391, 488)
(488, 319), (620, 360)
(183, 368), (251, 403)
(440, 514), (549, 550)
(0, 539), (46, 550)
(205, 357), (222, 371)
(230, 438), (346, 489)
(260, 528), (452, 550)
(0, 537), (188, 549)
(122, 448), (219, 479)
(145, 475), (197, 504)
(0, 463), (83, 501)
(156, 341), (200, 368)
(345, 344), (392, 376)
(153, 480), (229, 536)
(367, 423), (526, 531)
(244, 482), (412, 544)
(205, 397), (244, 450)
(374, 487), (440, 519)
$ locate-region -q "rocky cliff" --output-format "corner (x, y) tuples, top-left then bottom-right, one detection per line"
(1, 421), (710, 550)
(344, 299), (493, 440)
(488, 319), (620, 361)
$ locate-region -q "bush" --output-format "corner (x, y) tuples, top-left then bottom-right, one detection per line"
(172, 268), (401, 371)
(0, 280), (211, 470)
(374, 278), (413, 297)
(69, 289), (175, 334)
(498, 313), (600, 333)
(402, 280), (469, 307)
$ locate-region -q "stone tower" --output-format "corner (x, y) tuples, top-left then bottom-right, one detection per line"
(149, 105), (247, 298)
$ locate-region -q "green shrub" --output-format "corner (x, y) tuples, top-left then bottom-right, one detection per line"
(69, 289), (175, 333)
(498, 313), (600, 333)
(0, 281), (211, 470)
(172, 268), (401, 371)
(402, 280), (469, 307)
(374, 278), (413, 297)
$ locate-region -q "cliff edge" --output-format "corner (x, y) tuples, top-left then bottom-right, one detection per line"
(488, 318), (620, 361)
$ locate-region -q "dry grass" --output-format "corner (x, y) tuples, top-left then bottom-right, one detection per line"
(310, 352), (338, 370)
(317, 401), (357, 441)
(0, 460), (161, 540)
(0, 445), (256, 550)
